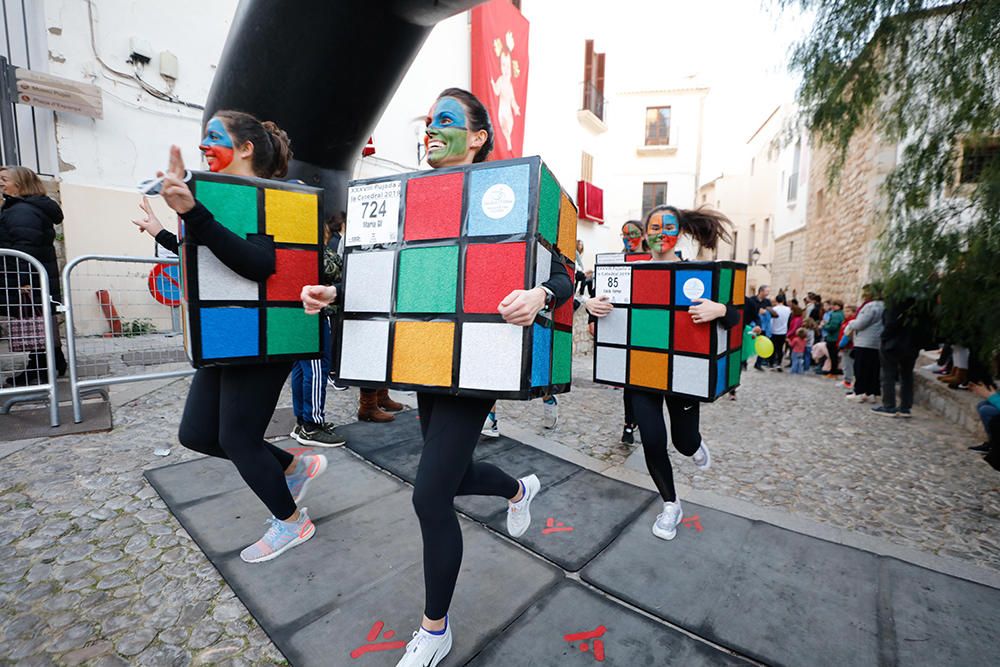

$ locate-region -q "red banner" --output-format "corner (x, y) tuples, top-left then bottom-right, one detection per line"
(471, 0), (530, 161)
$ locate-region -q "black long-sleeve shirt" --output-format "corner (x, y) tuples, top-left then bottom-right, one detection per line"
(155, 201), (275, 281)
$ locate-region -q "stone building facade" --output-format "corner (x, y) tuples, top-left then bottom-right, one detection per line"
(802, 122), (898, 303)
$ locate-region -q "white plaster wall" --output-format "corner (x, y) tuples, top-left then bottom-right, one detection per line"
(772, 131), (811, 239)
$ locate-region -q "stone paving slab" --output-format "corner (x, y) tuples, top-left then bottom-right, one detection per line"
(145, 442), (562, 666)
(0, 399), (112, 442)
(468, 581), (750, 666)
(486, 469), (657, 571)
(264, 406), (298, 439)
(582, 500), (1000, 667)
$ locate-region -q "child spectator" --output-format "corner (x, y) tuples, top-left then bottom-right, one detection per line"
(789, 327), (808, 374)
(822, 300), (845, 377)
(801, 317), (818, 372)
(839, 305), (857, 390)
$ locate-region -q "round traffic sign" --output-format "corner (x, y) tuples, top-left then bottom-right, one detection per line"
(148, 263), (182, 307)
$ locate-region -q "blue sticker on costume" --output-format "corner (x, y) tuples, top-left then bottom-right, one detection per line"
(531, 323), (552, 387)
(674, 269), (714, 307)
(716, 356), (727, 396)
(200, 308), (259, 359)
(467, 164), (530, 237)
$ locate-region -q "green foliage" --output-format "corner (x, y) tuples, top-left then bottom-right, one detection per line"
(781, 0), (1000, 353)
(120, 318), (157, 338)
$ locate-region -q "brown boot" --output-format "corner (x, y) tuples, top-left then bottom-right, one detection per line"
(377, 388), (404, 412)
(358, 390), (395, 423)
(937, 368), (957, 383)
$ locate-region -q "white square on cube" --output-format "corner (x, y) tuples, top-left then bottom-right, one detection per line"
(344, 250), (395, 313)
(716, 323), (728, 355)
(534, 242), (551, 287)
(671, 355), (709, 398)
(196, 248), (258, 301)
(339, 320), (389, 382)
(595, 345), (627, 384)
(459, 323), (523, 391)
(596, 307), (628, 345)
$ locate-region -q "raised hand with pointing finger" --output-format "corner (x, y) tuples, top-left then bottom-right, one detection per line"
(159, 145), (195, 215)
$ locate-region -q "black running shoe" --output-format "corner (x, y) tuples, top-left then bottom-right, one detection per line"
(621, 425), (635, 445)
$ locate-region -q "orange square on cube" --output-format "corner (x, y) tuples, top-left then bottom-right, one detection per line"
(392, 321), (454, 387)
(733, 269), (746, 306)
(629, 350), (669, 390)
(556, 193), (577, 260)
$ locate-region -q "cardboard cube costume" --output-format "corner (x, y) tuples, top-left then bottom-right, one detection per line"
(179, 171), (323, 367)
(592, 260), (748, 401)
(334, 156), (577, 399)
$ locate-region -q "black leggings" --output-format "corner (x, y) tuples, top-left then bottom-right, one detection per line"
(852, 347), (881, 396)
(629, 390), (702, 502)
(623, 388), (635, 426)
(413, 393), (520, 620)
(771, 334), (787, 367)
(178, 362), (296, 520)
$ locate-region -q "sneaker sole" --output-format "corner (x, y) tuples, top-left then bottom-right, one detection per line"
(241, 522), (316, 563)
(872, 410), (897, 418)
(507, 474), (540, 538)
(292, 455), (328, 504)
(652, 507), (683, 541)
(694, 444), (711, 471)
(895, 413), (912, 418)
(480, 430), (500, 439)
(295, 433), (347, 448)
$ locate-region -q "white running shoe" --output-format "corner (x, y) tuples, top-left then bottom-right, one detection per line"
(652, 501), (683, 541)
(692, 441), (711, 470)
(506, 474), (540, 538)
(542, 399), (558, 429)
(481, 412), (499, 439)
(396, 620), (452, 667)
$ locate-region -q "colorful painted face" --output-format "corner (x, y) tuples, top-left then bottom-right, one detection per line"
(645, 210), (680, 254)
(621, 223), (644, 252)
(424, 97), (470, 168)
(199, 117), (235, 173)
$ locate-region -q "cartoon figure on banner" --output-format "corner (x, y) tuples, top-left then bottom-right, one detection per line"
(491, 31), (521, 153)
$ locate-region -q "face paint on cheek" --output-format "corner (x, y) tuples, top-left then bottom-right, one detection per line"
(425, 97), (472, 167)
(199, 117), (235, 173)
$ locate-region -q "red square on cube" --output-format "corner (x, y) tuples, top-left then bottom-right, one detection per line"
(267, 248), (317, 301)
(464, 242), (526, 313)
(554, 262), (574, 327)
(632, 268), (670, 305)
(404, 172), (464, 241)
(729, 311), (743, 350)
(674, 310), (711, 354)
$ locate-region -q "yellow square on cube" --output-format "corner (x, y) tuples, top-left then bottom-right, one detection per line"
(392, 321), (454, 387)
(265, 189), (318, 244)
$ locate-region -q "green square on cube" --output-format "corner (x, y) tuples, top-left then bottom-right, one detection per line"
(396, 246), (459, 313)
(718, 268), (733, 305)
(630, 309), (670, 349)
(196, 180), (259, 238)
(267, 308), (319, 355)
(552, 329), (573, 384)
(538, 165), (561, 245)
(728, 351), (741, 386)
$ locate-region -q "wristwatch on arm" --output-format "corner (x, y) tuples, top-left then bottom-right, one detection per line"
(540, 285), (555, 312)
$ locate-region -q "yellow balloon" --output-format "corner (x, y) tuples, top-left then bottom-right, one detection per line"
(755, 335), (774, 359)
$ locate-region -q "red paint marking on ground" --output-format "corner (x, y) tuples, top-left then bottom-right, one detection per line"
(384, 630), (395, 640)
(542, 517), (574, 535)
(564, 625), (606, 642)
(366, 621), (383, 642)
(593, 639), (605, 661)
(350, 621), (407, 659)
(681, 515), (703, 532)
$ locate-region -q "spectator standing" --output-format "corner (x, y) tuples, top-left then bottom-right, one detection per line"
(770, 294), (792, 372)
(789, 327), (808, 374)
(876, 296), (931, 418)
(846, 286), (884, 403)
(745, 285), (775, 371)
(838, 305), (857, 389)
(574, 239), (595, 297)
(0, 166), (67, 386)
(821, 300), (845, 376)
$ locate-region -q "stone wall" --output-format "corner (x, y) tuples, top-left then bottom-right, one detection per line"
(802, 124), (897, 303)
(770, 227), (807, 297)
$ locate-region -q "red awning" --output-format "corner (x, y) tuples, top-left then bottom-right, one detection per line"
(577, 180), (604, 224)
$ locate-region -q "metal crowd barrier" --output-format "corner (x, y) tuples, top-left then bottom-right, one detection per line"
(0, 249), (59, 427)
(63, 255), (194, 424)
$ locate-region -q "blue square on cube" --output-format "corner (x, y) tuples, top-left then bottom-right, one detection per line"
(467, 164), (530, 237)
(716, 356), (727, 396)
(674, 269), (714, 307)
(531, 323), (552, 387)
(200, 308), (259, 359)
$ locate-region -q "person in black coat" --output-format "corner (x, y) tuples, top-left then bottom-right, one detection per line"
(0, 166), (67, 385)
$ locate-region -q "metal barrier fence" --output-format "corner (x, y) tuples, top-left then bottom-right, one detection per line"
(0, 248), (59, 427)
(63, 255), (194, 423)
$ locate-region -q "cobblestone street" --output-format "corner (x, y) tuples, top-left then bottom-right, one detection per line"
(1, 354), (998, 665)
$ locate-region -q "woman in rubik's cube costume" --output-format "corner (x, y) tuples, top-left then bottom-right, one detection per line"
(136, 112), (328, 564)
(302, 89), (573, 667)
(592, 205), (740, 541)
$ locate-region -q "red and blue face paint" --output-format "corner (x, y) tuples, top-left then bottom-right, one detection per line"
(199, 117), (234, 173)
